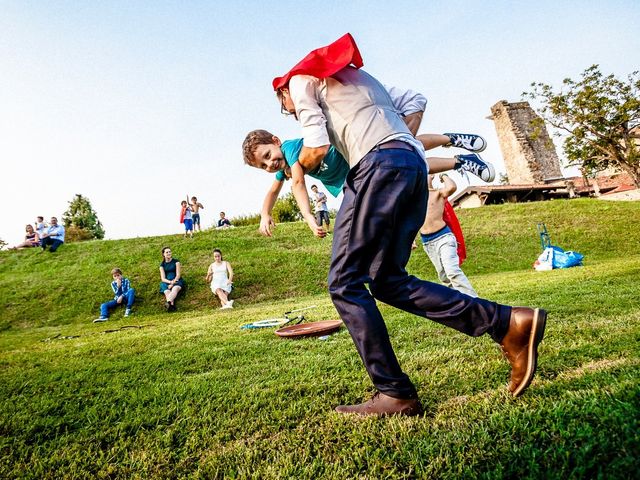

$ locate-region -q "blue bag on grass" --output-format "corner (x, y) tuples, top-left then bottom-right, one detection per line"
(550, 246), (584, 269)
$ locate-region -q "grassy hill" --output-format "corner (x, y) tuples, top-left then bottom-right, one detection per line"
(1, 198), (639, 478)
(1, 198), (639, 330)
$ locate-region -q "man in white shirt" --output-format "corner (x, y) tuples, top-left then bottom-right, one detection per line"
(40, 216), (65, 252)
(271, 35), (547, 417)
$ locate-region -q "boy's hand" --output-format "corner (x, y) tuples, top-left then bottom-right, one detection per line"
(117, 295), (123, 304)
(305, 217), (327, 238)
(259, 215), (276, 237)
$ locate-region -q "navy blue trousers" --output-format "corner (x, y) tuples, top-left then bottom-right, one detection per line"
(41, 237), (63, 252)
(328, 146), (511, 399)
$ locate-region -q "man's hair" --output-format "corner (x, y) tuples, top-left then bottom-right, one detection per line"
(51, 217), (57, 221)
(191, 196), (197, 201)
(311, 184), (317, 190)
(37, 216), (43, 221)
(220, 211), (225, 216)
(111, 268), (122, 275)
(242, 129), (276, 165)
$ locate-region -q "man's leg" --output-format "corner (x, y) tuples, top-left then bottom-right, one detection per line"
(314, 212), (322, 227)
(49, 240), (63, 252)
(329, 148), (426, 400)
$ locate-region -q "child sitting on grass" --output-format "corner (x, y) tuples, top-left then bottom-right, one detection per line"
(93, 268), (136, 323)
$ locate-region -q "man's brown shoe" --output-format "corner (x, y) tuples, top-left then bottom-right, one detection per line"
(500, 307), (547, 397)
(335, 392), (423, 417)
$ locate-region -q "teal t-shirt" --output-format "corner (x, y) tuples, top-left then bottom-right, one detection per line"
(275, 139), (350, 198)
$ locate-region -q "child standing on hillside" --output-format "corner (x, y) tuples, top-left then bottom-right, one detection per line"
(310, 184), (330, 230)
(35, 216), (47, 239)
(189, 196), (204, 232)
(93, 268), (136, 322)
(180, 200), (194, 238)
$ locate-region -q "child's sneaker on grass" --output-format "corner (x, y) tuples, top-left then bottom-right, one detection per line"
(124, 309), (131, 317)
(444, 133), (487, 152)
(93, 317), (108, 323)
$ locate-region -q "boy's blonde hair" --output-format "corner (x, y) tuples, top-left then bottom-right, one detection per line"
(111, 268), (122, 275)
(242, 129), (277, 166)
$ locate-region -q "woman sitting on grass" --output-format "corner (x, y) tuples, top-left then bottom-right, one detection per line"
(11, 224), (40, 250)
(205, 248), (234, 309)
(159, 246), (185, 312)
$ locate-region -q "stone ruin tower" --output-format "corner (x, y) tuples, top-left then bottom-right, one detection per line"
(490, 100), (563, 184)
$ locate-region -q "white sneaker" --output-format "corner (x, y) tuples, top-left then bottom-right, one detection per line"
(124, 309), (131, 317)
(228, 300), (234, 308)
(220, 304), (231, 309)
(93, 317), (108, 323)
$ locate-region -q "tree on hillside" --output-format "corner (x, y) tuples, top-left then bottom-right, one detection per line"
(524, 65), (640, 186)
(272, 191), (307, 223)
(62, 194), (105, 242)
(0, 238), (7, 250)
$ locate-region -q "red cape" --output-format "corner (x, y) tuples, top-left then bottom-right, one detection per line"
(179, 206), (186, 224)
(272, 33), (363, 91)
(442, 200), (467, 265)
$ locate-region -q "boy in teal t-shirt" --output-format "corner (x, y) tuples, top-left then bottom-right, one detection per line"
(242, 129), (494, 238)
(277, 138), (349, 198)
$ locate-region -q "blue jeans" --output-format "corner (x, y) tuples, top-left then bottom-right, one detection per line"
(41, 237), (63, 252)
(328, 146), (511, 399)
(100, 288), (135, 317)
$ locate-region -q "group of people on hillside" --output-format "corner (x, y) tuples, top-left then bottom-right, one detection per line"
(94, 247), (235, 322)
(12, 216), (66, 253)
(241, 33), (546, 417)
(179, 195), (233, 238)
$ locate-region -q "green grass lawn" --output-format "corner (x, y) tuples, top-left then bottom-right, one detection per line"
(1, 199), (639, 478)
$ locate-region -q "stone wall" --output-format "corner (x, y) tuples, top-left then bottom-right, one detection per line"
(490, 101), (563, 184)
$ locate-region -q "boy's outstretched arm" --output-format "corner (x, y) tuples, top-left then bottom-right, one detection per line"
(439, 173), (458, 197)
(259, 179), (284, 237)
(290, 162), (326, 238)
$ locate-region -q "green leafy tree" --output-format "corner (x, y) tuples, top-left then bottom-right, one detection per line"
(272, 191), (304, 223)
(0, 238), (7, 250)
(62, 194), (105, 241)
(524, 65), (640, 186)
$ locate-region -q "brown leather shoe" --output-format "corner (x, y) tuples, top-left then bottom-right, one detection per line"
(500, 307), (547, 396)
(335, 392), (423, 417)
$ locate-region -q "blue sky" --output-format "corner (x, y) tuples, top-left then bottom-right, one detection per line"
(1, 0), (639, 245)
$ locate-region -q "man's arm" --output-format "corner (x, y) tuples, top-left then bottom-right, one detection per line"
(297, 145), (329, 173)
(289, 75), (331, 172)
(259, 179), (284, 237)
(290, 162), (326, 238)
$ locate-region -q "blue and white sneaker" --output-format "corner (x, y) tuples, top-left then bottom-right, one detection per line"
(124, 309), (131, 317)
(93, 316), (108, 323)
(444, 133), (487, 153)
(455, 154), (495, 183)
